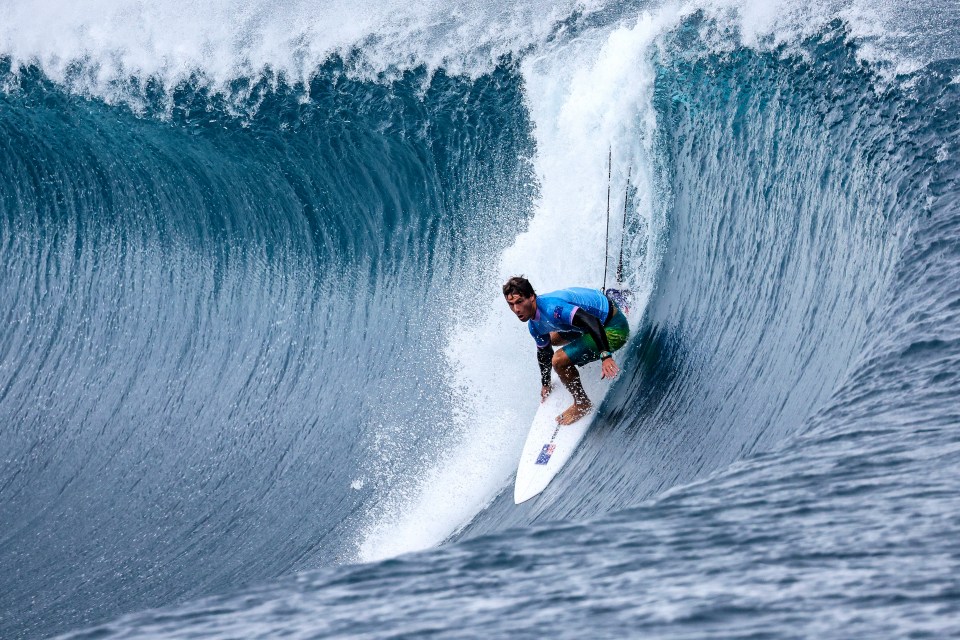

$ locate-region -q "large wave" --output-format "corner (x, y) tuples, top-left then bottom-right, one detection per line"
(1, 1), (958, 638)
(0, 56), (536, 637)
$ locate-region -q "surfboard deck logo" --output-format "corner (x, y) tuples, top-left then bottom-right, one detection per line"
(515, 371), (602, 503)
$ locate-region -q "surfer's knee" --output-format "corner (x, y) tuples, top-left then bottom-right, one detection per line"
(551, 349), (572, 371)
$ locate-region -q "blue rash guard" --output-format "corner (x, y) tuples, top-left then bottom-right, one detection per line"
(528, 287), (611, 348)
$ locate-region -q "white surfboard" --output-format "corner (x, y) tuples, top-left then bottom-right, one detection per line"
(514, 364), (605, 504)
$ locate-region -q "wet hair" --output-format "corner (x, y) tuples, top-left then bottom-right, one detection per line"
(502, 276), (535, 299)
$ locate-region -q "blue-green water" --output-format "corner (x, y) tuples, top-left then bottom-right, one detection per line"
(1, 2), (959, 638)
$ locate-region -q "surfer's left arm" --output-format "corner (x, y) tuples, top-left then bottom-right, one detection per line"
(571, 309), (620, 379)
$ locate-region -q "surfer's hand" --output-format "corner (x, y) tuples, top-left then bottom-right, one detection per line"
(540, 384), (552, 403)
(601, 357), (619, 379)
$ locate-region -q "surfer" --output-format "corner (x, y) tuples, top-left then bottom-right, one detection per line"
(503, 276), (630, 425)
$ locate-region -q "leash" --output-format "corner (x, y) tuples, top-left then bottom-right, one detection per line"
(617, 165), (631, 284)
(602, 146), (611, 292)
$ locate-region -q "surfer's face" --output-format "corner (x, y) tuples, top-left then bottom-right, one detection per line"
(505, 293), (536, 322)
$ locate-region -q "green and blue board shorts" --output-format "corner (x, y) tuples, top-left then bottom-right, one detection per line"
(560, 305), (630, 367)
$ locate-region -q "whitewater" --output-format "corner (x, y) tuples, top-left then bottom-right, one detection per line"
(1, 0), (958, 638)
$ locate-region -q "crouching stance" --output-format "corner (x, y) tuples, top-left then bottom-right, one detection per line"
(503, 276), (630, 425)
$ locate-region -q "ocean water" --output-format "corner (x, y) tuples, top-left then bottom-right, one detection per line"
(1, 1), (958, 638)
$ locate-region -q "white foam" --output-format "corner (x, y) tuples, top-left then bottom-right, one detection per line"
(0, 0), (591, 100)
(0, 0), (929, 104)
(698, 0), (944, 75)
(356, 0), (935, 562)
(357, 7), (680, 563)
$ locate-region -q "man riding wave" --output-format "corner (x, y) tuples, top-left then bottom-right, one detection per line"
(503, 276), (630, 425)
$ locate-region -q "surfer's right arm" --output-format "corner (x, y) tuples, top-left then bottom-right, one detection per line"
(537, 344), (554, 401)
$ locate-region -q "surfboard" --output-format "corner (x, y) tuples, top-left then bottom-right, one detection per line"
(513, 364), (604, 504)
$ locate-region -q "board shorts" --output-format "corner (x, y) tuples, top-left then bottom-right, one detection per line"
(560, 304), (630, 367)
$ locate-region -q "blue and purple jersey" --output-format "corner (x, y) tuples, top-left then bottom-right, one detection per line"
(528, 287), (610, 348)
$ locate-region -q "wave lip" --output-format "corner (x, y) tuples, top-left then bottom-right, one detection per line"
(0, 0), (596, 106)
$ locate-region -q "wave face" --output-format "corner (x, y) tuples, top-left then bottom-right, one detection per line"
(0, 59), (535, 638)
(3, 1), (960, 638)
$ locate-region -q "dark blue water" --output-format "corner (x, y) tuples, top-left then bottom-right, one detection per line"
(2, 3), (960, 638)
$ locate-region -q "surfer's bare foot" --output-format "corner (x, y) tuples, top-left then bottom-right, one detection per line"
(557, 402), (591, 425)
